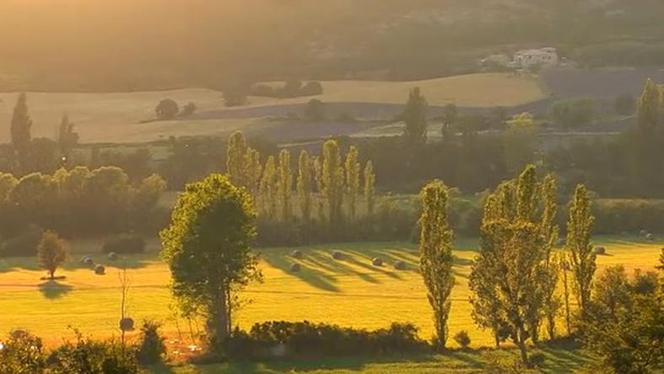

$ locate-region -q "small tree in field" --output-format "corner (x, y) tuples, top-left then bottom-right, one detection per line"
(161, 174), (260, 347)
(155, 99), (179, 120)
(566, 184), (596, 319)
(37, 231), (68, 280)
(419, 180), (455, 350)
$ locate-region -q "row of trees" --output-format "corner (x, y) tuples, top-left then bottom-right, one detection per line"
(0, 166), (166, 247)
(418, 164), (660, 370)
(225, 132), (376, 236)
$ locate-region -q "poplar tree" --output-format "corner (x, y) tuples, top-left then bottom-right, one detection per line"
(364, 161), (376, 217)
(277, 149), (293, 222)
(344, 146), (360, 221)
(637, 79), (661, 135)
(469, 165), (559, 365)
(419, 180), (455, 349)
(259, 156), (278, 220)
(566, 184), (596, 319)
(245, 148), (262, 198)
(297, 150), (313, 223)
(313, 156), (326, 224)
(401, 87), (428, 145)
(226, 131), (248, 187)
(10, 93), (33, 171)
(321, 140), (344, 226)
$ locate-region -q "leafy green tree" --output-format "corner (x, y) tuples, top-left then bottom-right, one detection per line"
(566, 184), (596, 318)
(297, 150), (313, 223)
(637, 79), (661, 135)
(259, 156), (278, 220)
(155, 99), (179, 120)
(401, 87), (428, 145)
(469, 165), (559, 365)
(37, 230), (68, 280)
(321, 140), (344, 226)
(419, 180), (455, 349)
(503, 113), (537, 175)
(0, 173), (18, 202)
(226, 132), (249, 188)
(277, 149), (293, 222)
(245, 148), (262, 197)
(161, 174), (260, 345)
(363, 161), (376, 217)
(344, 146), (360, 221)
(10, 93), (33, 171)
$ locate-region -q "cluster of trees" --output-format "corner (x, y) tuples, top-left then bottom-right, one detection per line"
(0, 166), (166, 256)
(250, 80), (323, 98)
(155, 99), (197, 121)
(225, 132), (377, 245)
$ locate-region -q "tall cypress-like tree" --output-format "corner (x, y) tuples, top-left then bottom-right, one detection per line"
(637, 79), (661, 135)
(401, 87), (428, 145)
(11, 93), (33, 171)
(419, 180), (455, 350)
(344, 146), (360, 221)
(226, 131), (248, 188)
(363, 161), (375, 217)
(259, 156), (278, 220)
(277, 149), (293, 222)
(245, 148), (262, 198)
(566, 184), (596, 319)
(297, 150), (313, 223)
(321, 140), (344, 226)
(469, 165), (559, 365)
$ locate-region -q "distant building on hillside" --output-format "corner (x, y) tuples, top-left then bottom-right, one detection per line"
(512, 47), (559, 69)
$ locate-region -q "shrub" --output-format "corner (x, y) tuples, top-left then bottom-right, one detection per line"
(48, 333), (139, 374)
(0, 330), (46, 374)
(226, 321), (429, 359)
(137, 321), (166, 365)
(453, 330), (471, 349)
(102, 234), (146, 254)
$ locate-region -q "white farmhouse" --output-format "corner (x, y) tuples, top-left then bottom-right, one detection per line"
(512, 47), (559, 69)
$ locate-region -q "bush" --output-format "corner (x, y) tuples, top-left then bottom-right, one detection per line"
(102, 234), (146, 254)
(48, 333), (139, 374)
(155, 99), (179, 120)
(301, 81), (323, 96)
(137, 321), (166, 365)
(225, 321), (429, 359)
(0, 330), (46, 374)
(0, 225), (44, 257)
(453, 330), (471, 349)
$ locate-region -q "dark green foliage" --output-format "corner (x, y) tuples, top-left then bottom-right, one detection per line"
(10, 93), (33, 172)
(0, 330), (46, 374)
(155, 99), (179, 120)
(550, 98), (595, 128)
(102, 234), (146, 254)
(47, 333), (139, 374)
(137, 321), (166, 365)
(225, 321), (429, 360)
(401, 87), (428, 146)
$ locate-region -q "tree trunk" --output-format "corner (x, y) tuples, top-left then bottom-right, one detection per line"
(494, 332), (501, 349)
(563, 269), (571, 335)
(515, 327), (530, 367)
(209, 288), (229, 345)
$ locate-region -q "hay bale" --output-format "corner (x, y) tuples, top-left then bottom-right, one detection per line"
(107, 252), (118, 261)
(119, 317), (135, 332)
(371, 257), (383, 266)
(80, 256), (93, 266)
(332, 251), (344, 260)
(94, 264), (106, 275)
(394, 261), (407, 270)
(640, 229), (648, 237)
(289, 263), (301, 273)
(594, 246), (606, 255)
(291, 250), (303, 259)
(646, 233), (655, 241)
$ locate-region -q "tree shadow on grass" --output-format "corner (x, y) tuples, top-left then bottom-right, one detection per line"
(38, 279), (74, 299)
(262, 251), (340, 292)
(0, 254), (156, 274)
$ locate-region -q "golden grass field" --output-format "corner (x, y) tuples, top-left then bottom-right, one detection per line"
(0, 236), (660, 351)
(0, 73), (546, 144)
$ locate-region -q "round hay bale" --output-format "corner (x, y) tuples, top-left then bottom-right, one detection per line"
(394, 260), (407, 270)
(594, 246), (606, 255)
(640, 229), (648, 237)
(332, 251), (344, 260)
(81, 256), (93, 266)
(94, 264), (106, 275)
(291, 250), (303, 259)
(371, 257), (383, 267)
(289, 263), (301, 273)
(107, 252), (118, 261)
(646, 233), (655, 241)
(119, 317), (135, 332)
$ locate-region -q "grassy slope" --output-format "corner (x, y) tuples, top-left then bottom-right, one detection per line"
(0, 237), (660, 350)
(0, 73), (545, 143)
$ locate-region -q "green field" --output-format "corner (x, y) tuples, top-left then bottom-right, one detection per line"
(0, 73), (546, 144)
(0, 236), (660, 354)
